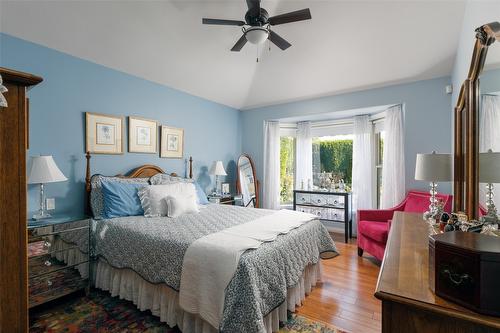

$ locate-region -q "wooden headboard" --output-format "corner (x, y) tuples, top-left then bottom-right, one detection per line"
(84, 152), (193, 214)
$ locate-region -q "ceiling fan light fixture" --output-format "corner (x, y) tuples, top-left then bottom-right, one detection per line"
(244, 27), (269, 44)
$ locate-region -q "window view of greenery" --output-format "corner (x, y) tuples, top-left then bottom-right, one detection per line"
(312, 135), (353, 188)
(280, 137), (295, 204)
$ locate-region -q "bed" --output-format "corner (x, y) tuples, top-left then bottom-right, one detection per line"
(83, 154), (338, 333)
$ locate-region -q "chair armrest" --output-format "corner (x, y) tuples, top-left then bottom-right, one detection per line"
(358, 209), (397, 222)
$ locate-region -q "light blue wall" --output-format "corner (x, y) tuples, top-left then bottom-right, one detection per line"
(241, 76), (453, 196)
(0, 33), (241, 216)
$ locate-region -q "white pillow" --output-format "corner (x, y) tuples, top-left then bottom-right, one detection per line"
(165, 194), (199, 218)
(138, 183), (197, 217)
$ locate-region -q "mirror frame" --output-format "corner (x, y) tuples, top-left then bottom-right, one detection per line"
(454, 22), (500, 218)
(236, 153), (260, 208)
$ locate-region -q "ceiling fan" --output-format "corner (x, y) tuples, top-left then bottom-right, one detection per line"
(202, 0), (311, 52)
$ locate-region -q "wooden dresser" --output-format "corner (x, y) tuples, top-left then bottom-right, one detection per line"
(375, 212), (500, 333)
(0, 68), (42, 333)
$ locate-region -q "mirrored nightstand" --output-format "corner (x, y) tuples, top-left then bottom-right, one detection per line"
(207, 194), (243, 206)
(27, 215), (90, 308)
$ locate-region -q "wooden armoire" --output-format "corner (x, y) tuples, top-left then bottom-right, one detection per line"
(0, 67), (42, 333)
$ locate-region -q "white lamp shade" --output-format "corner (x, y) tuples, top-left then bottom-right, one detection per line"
(245, 27), (269, 44)
(28, 155), (67, 184)
(480, 150), (500, 183)
(209, 161), (227, 176)
(415, 152), (452, 182)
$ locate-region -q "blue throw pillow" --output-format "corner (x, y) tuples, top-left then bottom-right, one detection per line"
(101, 181), (145, 218)
(194, 181), (209, 205)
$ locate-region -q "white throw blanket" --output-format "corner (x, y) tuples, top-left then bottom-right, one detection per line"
(179, 209), (316, 330)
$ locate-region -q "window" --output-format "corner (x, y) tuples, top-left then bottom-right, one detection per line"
(312, 135), (353, 189)
(375, 131), (385, 208)
(280, 136), (295, 205)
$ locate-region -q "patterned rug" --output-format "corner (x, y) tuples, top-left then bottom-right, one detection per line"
(30, 290), (346, 333)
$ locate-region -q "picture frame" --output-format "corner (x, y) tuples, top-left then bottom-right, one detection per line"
(160, 125), (184, 158)
(222, 183), (230, 196)
(86, 112), (123, 154)
(128, 116), (158, 154)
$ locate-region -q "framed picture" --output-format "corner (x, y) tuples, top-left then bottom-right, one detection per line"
(222, 183), (230, 195)
(128, 116), (158, 153)
(160, 125), (184, 158)
(86, 112), (123, 154)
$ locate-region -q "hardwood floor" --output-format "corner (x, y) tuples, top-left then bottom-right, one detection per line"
(297, 233), (382, 333)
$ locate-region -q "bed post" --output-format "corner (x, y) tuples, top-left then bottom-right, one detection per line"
(189, 156), (193, 179)
(85, 152), (91, 215)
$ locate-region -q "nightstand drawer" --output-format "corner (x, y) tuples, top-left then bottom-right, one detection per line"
(310, 194), (328, 206)
(327, 195), (344, 207)
(29, 267), (88, 308)
(28, 219), (89, 241)
(28, 252), (88, 279)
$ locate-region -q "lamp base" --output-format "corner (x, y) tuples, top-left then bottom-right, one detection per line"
(32, 211), (52, 220)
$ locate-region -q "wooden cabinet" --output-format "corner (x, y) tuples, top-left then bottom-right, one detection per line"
(0, 67), (42, 333)
(375, 212), (500, 333)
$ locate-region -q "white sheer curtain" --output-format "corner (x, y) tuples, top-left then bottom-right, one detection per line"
(352, 115), (374, 211)
(263, 121), (281, 209)
(381, 105), (405, 208)
(480, 95), (500, 207)
(295, 121), (313, 190)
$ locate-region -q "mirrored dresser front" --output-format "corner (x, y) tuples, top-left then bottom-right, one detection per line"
(27, 216), (90, 308)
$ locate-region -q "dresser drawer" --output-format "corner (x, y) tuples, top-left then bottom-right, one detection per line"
(310, 194), (328, 206)
(295, 193), (311, 205)
(29, 266), (88, 308)
(327, 195), (344, 207)
(326, 208), (345, 222)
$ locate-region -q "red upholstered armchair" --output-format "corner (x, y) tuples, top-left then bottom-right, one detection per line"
(357, 190), (453, 261)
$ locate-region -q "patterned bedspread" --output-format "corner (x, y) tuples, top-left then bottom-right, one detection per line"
(93, 204), (338, 333)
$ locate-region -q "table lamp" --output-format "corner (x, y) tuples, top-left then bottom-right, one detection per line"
(209, 161), (227, 196)
(28, 155), (67, 220)
(480, 149), (500, 223)
(415, 151), (452, 219)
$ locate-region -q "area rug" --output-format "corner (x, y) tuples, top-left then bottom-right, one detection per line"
(30, 290), (347, 333)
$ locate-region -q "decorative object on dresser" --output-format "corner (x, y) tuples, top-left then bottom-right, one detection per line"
(160, 125), (184, 158)
(85, 112), (123, 154)
(414, 151), (452, 221)
(0, 67), (42, 333)
(209, 160), (227, 196)
(376, 212), (500, 333)
(357, 190), (452, 261)
(28, 155), (68, 220)
(429, 231), (500, 317)
(293, 190), (352, 243)
(28, 216), (90, 308)
(128, 116), (158, 153)
(236, 153), (260, 207)
(480, 149), (500, 224)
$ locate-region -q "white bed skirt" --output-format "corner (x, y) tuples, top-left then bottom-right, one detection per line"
(94, 258), (322, 333)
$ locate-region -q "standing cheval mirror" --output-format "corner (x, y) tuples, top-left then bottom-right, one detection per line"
(454, 22), (500, 220)
(236, 154), (259, 208)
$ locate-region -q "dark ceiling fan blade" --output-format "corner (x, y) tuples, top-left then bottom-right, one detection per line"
(202, 18), (246, 26)
(268, 30), (291, 50)
(268, 8), (311, 26)
(231, 35), (248, 52)
(246, 0), (260, 14)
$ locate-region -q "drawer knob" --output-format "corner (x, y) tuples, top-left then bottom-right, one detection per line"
(334, 200), (338, 204)
(317, 199), (321, 203)
(44, 260), (52, 267)
(43, 241), (51, 249)
(301, 198), (305, 201)
(47, 280), (53, 287)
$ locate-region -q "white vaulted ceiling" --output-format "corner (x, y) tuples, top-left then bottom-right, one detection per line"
(0, 0), (466, 109)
